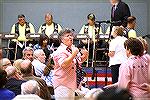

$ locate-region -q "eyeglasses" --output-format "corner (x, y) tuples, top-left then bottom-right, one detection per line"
(63, 34), (74, 38)
(2, 62), (12, 66)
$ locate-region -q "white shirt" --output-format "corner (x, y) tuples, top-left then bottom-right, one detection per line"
(38, 23), (62, 37)
(109, 36), (128, 66)
(79, 24), (103, 41)
(11, 23), (35, 41)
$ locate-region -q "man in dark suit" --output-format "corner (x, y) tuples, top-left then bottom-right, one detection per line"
(5, 66), (26, 96)
(110, 0), (131, 27)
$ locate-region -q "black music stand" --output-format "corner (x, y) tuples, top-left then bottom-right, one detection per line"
(1, 33), (18, 60)
(104, 22), (113, 86)
(50, 33), (59, 40)
(26, 33), (41, 40)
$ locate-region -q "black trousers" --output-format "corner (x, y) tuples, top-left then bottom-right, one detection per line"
(110, 64), (121, 84)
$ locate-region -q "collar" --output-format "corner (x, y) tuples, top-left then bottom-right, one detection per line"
(128, 55), (140, 59)
(60, 43), (74, 50)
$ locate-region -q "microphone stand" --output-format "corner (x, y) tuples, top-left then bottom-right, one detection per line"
(104, 22), (113, 86)
(91, 22), (101, 88)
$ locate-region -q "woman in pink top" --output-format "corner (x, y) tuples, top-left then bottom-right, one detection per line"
(52, 28), (88, 100)
(105, 38), (150, 99)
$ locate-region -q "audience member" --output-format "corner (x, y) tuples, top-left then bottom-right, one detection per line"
(53, 28), (88, 100)
(20, 59), (51, 100)
(0, 69), (15, 100)
(96, 87), (132, 100)
(1, 58), (23, 80)
(5, 66), (26, 95)
(104, 38), (150, 98)
(13, 59), (23, 75)
(108, 26), (127, 83)
(137, 37), (150, 94)
(1, 58), (12, 70)
(13, 80), (43, 100)
(32, 49), (54, 95)
(34, 34), (54, 63)
(22, 46), (34, 61)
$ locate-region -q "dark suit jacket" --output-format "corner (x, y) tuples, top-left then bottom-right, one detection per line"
(5, 78), (26, 96)
(111, 1), (131, 27)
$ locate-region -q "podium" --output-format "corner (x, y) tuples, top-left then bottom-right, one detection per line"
(1, 33), (18, 60)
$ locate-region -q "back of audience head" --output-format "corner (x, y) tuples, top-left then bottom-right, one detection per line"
(127, 16), (136, 29)
(21, 80), (40, 95)
(13, 59), (23, 74)
(124, 38), (144, 57)
(0, 69), (7, 88)
(22, 47), (34, 61)
(137, 37), (148, 53)
(113, 26), (124, 37)
(96, 87), (132, 100)
(20, 60), (33, 76)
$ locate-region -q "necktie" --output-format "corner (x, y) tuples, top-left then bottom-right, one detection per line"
(112, 5), (116, 17)
(66, 47), (84, 88)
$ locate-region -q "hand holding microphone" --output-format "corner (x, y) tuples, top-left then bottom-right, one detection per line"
(72, 45), (79, 57)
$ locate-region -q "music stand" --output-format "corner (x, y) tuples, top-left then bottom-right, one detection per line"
(1, 33), (18, 60)
(26, 33), (41, 40)
(50, 33), (59, 40)
(75, 34), (90, 67)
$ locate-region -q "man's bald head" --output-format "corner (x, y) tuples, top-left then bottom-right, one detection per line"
(20, 60), (32, 76)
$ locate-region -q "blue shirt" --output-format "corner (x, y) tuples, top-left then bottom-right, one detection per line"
(0, 88), (15, 100)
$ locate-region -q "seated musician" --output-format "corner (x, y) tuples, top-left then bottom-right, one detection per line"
(10, 14), (35, 60)
(79, 13), (105, 61)
(38, 12), (62, 47)
(79, 13), (103, 45)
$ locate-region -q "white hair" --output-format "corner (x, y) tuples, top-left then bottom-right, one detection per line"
(21, 80), (40, 95)
(33, 49), (44, 59)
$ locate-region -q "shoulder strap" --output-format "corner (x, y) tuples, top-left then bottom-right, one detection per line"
(84, 23), (89, 34)
(25, 22), (30, 34)
(15, 22), (19, 35)
(53, 22), (58, 33)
